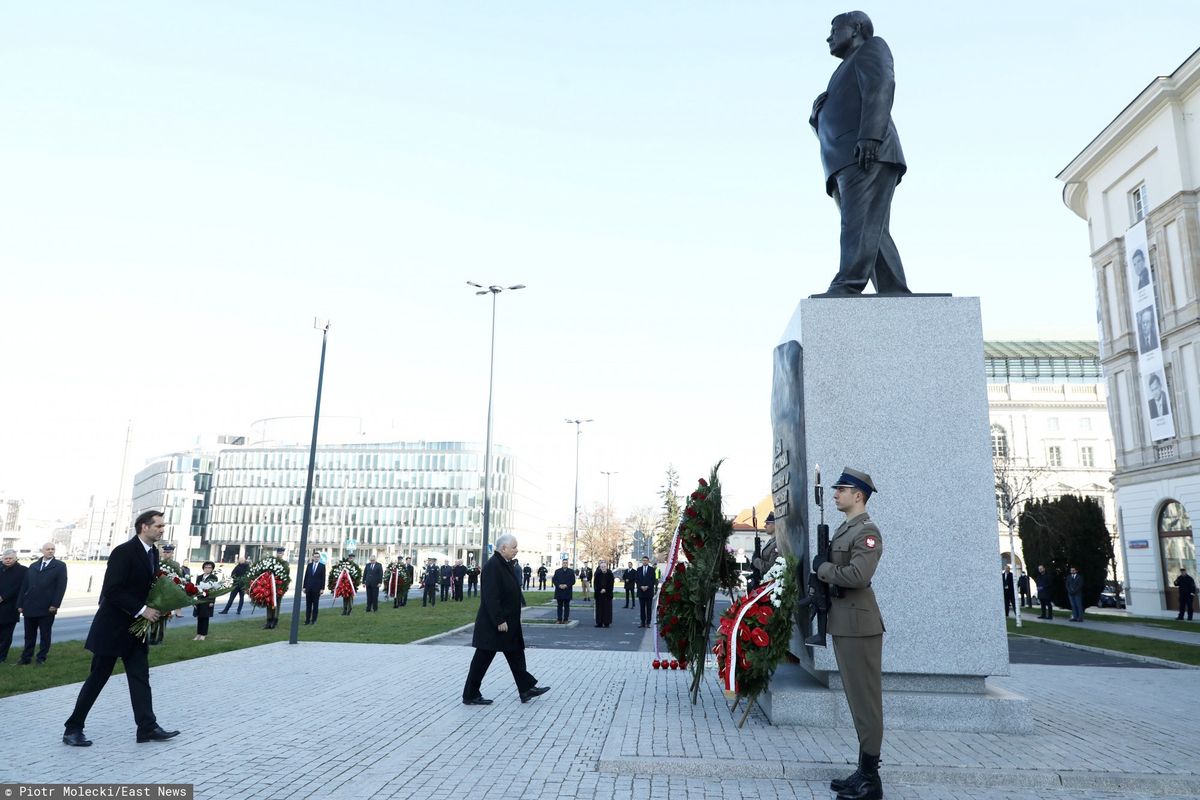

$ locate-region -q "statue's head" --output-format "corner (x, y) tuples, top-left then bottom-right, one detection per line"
(828, 11), (874, 58)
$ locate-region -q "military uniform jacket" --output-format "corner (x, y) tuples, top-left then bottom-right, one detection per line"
(816, 512), (884, 637)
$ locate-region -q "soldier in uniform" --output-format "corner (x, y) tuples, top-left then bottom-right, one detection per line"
(812, 467), (884, 800)
(421, 559), (439, 607)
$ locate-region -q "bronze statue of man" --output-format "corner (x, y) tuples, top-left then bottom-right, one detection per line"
(810, 11), (910, 296)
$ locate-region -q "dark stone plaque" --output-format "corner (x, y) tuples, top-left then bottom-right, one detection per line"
(770, 340), (809, 564)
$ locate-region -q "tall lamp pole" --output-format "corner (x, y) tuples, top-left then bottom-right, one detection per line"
(565, 418), (593, 565)
(289, 318), (331, 645)
(468, 281), (525, 564)
(601, 470), (618, 562)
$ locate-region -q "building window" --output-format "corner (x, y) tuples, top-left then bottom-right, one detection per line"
(1080, 446), (1095, 468)
(1131, 184), (1148, 222)
(990, 425), (1009, 459)
(1047, 417), (1060, 431)
(1047, 446), (1063, 467)
(1079, 417), (1092, 431)
(1159, 500), (1193, 611)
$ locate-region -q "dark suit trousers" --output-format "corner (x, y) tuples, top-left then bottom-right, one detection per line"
(453, 581), (464, 602)
(0, 620), (15, 661)
(556, 599), (570, 622)
(461, 648), (536, 701)
(423, 585), (437, 606)
(1039, 595), (1054, 618)
(440, 582), (450, 602)
(595, 595), (613, 626)
(624, 587), (635, 607)
(21, 615), (54, 662)
(65, 647), (157, 734)
(638, 591), (653, 627)
(365, 585), (379, 611)
(828, 163), (908, 294)
(221, 589), (245, 613)
(1004, 589), (1016, 616)
(305, 591), (320, 622)
(468, 581), (478, 597)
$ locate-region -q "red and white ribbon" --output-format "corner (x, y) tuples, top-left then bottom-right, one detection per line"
(267, 572), (277, 609)
(388, 569), (398, 596)
(724, 581), (775, 694)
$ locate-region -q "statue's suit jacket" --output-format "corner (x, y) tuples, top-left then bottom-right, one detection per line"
(810, 36), (906, 196)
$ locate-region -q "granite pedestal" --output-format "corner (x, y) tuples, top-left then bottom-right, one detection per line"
(766, 296), (1030, 734)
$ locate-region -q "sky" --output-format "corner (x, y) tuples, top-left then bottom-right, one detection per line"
(2, 1), (1199, 533)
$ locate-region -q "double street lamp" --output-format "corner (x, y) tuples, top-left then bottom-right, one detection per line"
(565, 418), (594, 565)
(469, 281), (525, 565)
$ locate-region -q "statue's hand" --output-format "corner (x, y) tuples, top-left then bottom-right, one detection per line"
(809, 92), (828, 128)
(855, 138), (882, 169)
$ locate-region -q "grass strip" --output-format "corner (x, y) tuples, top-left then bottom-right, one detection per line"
(1007, 617), (1200, 666)
(0, 591), (553, 698)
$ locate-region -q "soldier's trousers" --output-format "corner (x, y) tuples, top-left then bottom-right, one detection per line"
(832, 633), (883, 756)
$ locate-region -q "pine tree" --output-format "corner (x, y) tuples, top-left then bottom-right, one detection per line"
(1019, 495), (1112, 608)
(654, 464), (681, 557)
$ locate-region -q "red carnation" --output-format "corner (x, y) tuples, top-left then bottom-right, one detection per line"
(172, 577), (182, 585)
(184, 583), (199, 596)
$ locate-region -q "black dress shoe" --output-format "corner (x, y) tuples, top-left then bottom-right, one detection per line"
(463, 696), (493, 706)
(519, 685), (550, 703)
(137, 726), (180, 743)
(63, 731), (92, 747)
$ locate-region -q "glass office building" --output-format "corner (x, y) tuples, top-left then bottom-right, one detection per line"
(205, 441), (514, 563)
(131, 453), (216, 562)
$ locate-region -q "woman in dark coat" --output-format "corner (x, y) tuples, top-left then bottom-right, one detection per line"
(461, 535), (549, 705)
(593, 560), (614, 627)
(192, 561), (219, 641)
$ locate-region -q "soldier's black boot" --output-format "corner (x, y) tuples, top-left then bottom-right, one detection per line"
(836, 752), (881, 800)
(830, 751), (865, 793)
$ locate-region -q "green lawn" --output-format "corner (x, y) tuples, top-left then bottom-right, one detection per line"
(0, 591), (553, 699)
(1007, 617), (1200, 666)
(1080, 610), (1200, 633)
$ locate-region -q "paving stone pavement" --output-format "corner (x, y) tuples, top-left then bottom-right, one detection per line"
(0, 642), (1196, 799)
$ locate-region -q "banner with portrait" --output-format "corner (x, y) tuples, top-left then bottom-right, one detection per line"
(1124, 219), (1175, 442)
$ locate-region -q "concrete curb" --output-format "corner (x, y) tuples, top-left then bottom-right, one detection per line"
(408, 604), (553, 645)
(1009, 633), (1200, 670)
(594, 755), (1199, 796)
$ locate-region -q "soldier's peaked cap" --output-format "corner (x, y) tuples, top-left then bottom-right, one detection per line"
(832, 467), (877, 496)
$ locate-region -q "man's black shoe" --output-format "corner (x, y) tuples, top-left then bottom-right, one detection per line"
(63, 731), (92, 747)
(218, 610), (228, 615)
(519, 685), (550, 703)
(16, 659), (31, 665)
(136, 726), (180, 743)
(463, 696), (493, 706)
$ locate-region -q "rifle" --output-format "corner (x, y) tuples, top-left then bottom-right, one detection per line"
(797, 464), (831, 647)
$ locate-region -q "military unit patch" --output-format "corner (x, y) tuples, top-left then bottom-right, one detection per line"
(865, 535), (877, 549)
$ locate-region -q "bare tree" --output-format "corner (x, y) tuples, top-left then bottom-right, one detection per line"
(994, 453), (1048, 628)
(625, 505), (658, 562)
(577, 502), (628, 565)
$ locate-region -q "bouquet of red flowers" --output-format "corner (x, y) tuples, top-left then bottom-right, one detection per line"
(385, 562), (410, 597)
(246, 555), (290, 609)
(713, 555), (799, 701)
(129, 571), (233, 641)
(328, 556), (362, 600)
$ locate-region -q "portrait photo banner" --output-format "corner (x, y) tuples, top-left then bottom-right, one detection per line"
(1123, 219), (1175, 442)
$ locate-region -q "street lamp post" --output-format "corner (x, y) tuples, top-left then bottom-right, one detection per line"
(565, 418), (593, 566)
(468, 281), (525, 564)
(289, 318), (331, 645)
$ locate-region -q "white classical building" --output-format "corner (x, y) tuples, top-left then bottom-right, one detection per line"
(1058, 48), (1200, 616)
(985, 341), (1120, 579)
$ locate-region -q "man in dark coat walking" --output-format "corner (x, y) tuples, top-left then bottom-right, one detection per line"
(219, 556), (250, 614)
(461, 535), (550, 706)
(302, 551), (326, 624)
(17, 542), (68, 665)
(363, 555), (383, 612)
(552, 558), (576, 623)
(1175, 568), (1196, 621)
(0, 548), (29, 663)
(62, 510), (179, 746)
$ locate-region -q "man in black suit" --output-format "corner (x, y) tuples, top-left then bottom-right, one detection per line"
(1137, 308), (1159, 355)
(63, 510), (179, 746)
(623, 562), (636, 609)
(421, 559), (439, 607)
(461, 534), (550, 706)
(303, 551), (326, 624)
(363, 555), (383, 612)
(552, 558), (576, 623)
(810, 11), (909, 296)
(536, 563), (548, 591)
(1002, 565), (1016, 617)
(522, 563), (532, 590)
(220, 556), (250, 614)
(635, 556), (657, 628)
(467, 562), (480, 597)
(452, 559), (468, 601)
(1147, 372), (1170, 419)
(17, 542), (68, 665)
(0, 548), (29, 663)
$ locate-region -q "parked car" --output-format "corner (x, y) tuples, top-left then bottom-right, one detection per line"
(1099, 580), (1126, 609)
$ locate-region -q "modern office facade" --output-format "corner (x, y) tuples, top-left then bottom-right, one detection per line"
(205, 441), (516, 565)
(1058, 48), (1200, 615)
(985, 341), (1120, 578)
(131, 452), (216, 561)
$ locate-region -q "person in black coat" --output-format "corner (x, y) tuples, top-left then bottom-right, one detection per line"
(634, 556), (657, 628)
(0, 549), (29, 663)
(461, 535), (550, 706)
(363, 555), (384, 612)
(421, 560), (439, 607)
(395, 557), (415, 608)
(439, 562), (452, 602)
(17, 542), (68, 665)
(191, 561), (219, 640)
(593, 560), (614, 627)
(622, 562), (636, 608)
(522, 563), (532, 590)
(63, 510), (179, 746)
(452, 559), (468, 602)
(552, 559), (576, 623)
(536, 564), (548, 591)
(302, 551), (326, 624)
(466, 563), (480, 597)
(1066, 567), (1085, 622)
(1017, 572), (1032, 608)
(1035, 565), (1054, 619)
(1175, 568), (1196, 621)
(1002, 566), (1016, 617)
(220, 557), (250, 614)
